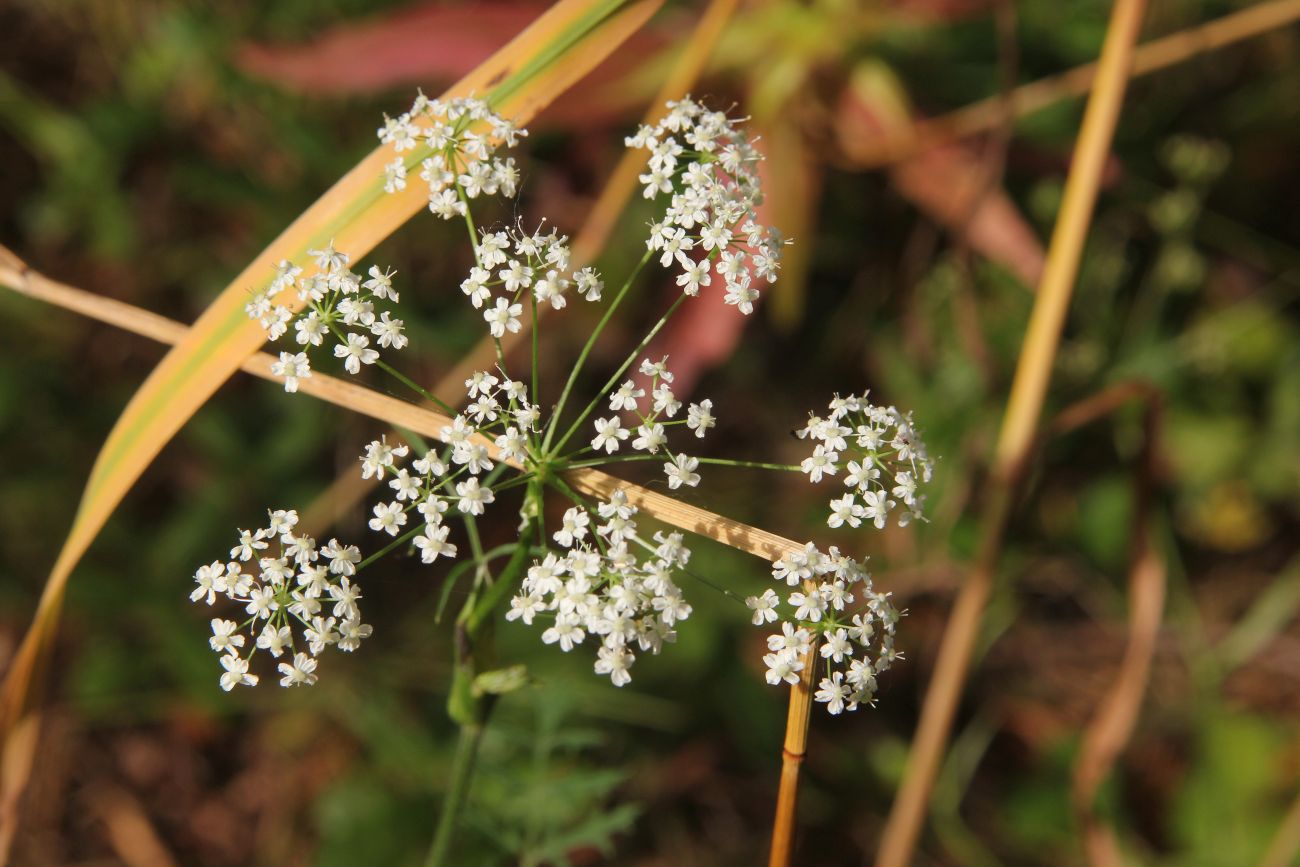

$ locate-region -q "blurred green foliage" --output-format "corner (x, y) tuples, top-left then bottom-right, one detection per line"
(1, 0), (1298, 864)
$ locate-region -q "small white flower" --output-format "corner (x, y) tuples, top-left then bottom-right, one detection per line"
(455, 477), (495, 516)
(278, 652), (319, 687)
(484, 297), (523, 338)
(371, 312), (407, 349)
(591, 417), (630, 454)
(763, 649), (804, 686)
(686, 400), (715, 438)
(219, 654), (258, 691)
(609, 380), (644, 412)
(271, 351), (312, 393)
(415, 523), (457, 563)
(664, 454), (700, 490)
(368, 501), (408, 536)
(675, 259), (711, 296)
(334, 332), (379, 374)
(209, 618), (245, 653)
(553, 507), (590, 548)
(745, 589), (780, 626)
(815, 672), (850, 715)
(632, 423), (666, 454)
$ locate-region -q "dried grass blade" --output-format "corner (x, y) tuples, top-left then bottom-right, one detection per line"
(874, 2), (1149, 864)
(0, 0), (661, 845)
(845, 0), (1300, 170)
(299, 0), (740, 538)
(1071, 398), (1166, 867)
(0, 248), (801, 564)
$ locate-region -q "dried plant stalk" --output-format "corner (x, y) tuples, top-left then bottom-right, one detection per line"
(0, 247), (803, 565)
(300, 0), (741, 538)
(1048, 385), (1165, 867)
(843, 0), (1300, 170)
(768, 642), (818, 867)
(0, 3), (663, 846)
(874, 2), (1149, 865)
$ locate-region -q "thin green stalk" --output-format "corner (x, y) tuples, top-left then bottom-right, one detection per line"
(375, 358), (457, 416)
(551, 291), (687, 455)
(530, 291), (540, 408)
(426, 721), (487, 867)
(541, 249), (653, 453)
(557, 454), (804, 472)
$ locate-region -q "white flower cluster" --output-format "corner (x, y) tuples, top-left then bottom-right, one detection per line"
(245, 242), (407, 391)
(799, 393), (934, 530)
(628, 97), (785, 314)
(749, 544), (901, 715)
(590, 356), (716, 490)
(378, 94), (525, 219)
(460, 224), (603, 336)
(190, 509), (371, 691)
(506, 490), (693, 686)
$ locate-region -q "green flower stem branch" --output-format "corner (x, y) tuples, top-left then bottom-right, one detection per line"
(0, 249), (807, 565)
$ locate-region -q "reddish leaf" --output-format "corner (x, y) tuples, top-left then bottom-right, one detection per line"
(236, 3), (548, 94)
(890, 142), (1045, 288)
(839, 63), (1045, 288)
(234, 0), (669, 130)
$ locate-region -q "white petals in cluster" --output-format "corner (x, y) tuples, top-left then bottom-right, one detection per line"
(191, 509), (371, 691)
(245, 242), (406, 390)
(750, 543), (901, 714)
(799, 392), (934, 530)
(507, 491), (693, 687)
(590, 356), (715, 491)
(461, 224), (603, 336)
(629, 97), (786, 315)
(378, 93), (525, 218)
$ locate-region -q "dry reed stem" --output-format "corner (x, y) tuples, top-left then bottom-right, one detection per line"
(0, 248), (804, 564)
(874, 2), (1148, 865)
(1259, 788), (1300, 867)
(844, 0), (1300, 170)
(769, 640), (818, 867)
(1048, 385), (1165, 867)
(0, 3), (664, 849)
(299, 0), (740, 539)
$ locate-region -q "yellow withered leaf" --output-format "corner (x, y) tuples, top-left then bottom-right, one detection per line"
(0, 0), (662, 849)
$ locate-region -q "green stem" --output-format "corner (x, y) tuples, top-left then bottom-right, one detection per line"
(425, 721), (486, 867)
(375, 359), (457, 416)
(551, 292), (688, 455)
(541, 249), (653, 453)
(530, 291), (540, 408)
(556, 454), (804, 472)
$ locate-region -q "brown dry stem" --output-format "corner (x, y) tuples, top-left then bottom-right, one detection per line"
(844, 0), (1300, 170)
(0, 247), (802, 564)
(769, 642), (818, 867)
(874, 2), (1148, 864)
(299, 0), (740, 539)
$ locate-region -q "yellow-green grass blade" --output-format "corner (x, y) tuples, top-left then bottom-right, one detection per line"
(0, 0), (661, 836)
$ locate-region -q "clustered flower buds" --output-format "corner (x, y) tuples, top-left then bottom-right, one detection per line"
(460, 224), (604, 335)
(378, 94), (525, 218)
(629, 97), (786, 315)
(506, 490), (693, 686)
(190, 509), (370, 690)
(245, 242), (406, 391)
(590, 356), (715, 490)
(750, 544), (901, 714)
(799, 392), (934, 530)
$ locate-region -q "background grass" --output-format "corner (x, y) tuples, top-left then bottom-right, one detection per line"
(1, 0), (1298, 864)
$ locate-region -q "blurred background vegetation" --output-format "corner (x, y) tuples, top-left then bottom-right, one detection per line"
(1, 0), (1298, 864)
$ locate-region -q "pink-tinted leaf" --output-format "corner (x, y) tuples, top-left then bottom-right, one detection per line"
(839, 62), (1044, 288)
(890, 142), (1045, 288)
(236, 3), (546, 93)
(235, 0), (667, 130)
